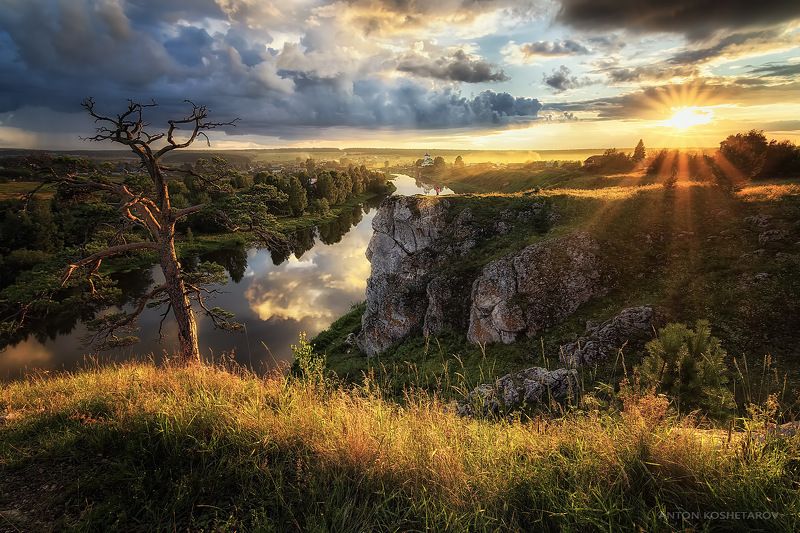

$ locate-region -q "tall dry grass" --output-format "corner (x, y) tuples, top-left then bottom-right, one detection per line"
(1, 362), (798, 531)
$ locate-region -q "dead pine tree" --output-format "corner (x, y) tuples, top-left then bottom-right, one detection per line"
(55, 98), (280, 363)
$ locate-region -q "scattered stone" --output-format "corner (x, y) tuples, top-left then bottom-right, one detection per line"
(559, 306), (656, 367)
(494, 220), (511, 234)
(758, 229), (789, 246)
(776, 421), (800, 438)
(753, 272), (770, 282)
(744, 214), (772, 228)
(457, 367), (579, 417)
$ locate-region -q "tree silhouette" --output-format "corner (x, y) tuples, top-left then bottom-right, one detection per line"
(50, 98), (281, 362)
(632, 139), (646, 163)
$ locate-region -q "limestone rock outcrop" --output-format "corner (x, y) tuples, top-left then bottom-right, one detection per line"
(457, 367), (579, 417)
(467, 232), (607, 345)
(355, 196), (451, 356)
(356, 196), (606, 356)
(559, 306), (656, 367)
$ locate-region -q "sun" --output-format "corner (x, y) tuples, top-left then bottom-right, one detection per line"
(663, 106), (714, 130)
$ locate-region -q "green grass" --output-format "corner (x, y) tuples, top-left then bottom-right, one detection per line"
(1, 362), (798, 531)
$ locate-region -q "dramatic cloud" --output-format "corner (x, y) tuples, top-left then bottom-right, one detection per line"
(0, 0), (798, 148)
(0, 0), (542, 138)
(511, 39), (589, 59)
(595, 29), (798, 84)
(318, 0), (542, 37)
(557, 0), (800, 40)
(503, 39), (595, 64)
(397, 49), (509, 83)
(542, 66), (592, 92)
(666, 29), (796, 66)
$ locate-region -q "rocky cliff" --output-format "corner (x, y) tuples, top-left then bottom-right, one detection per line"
(356, 195), (608, 356)
(355, 196), (451, 356)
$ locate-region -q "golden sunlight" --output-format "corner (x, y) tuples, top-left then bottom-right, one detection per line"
(663, 106), (714, 130)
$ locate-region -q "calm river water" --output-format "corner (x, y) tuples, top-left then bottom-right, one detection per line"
(1, 175), (453, 379)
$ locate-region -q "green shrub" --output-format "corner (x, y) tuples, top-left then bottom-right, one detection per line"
(291, 331), (326, 383)
(639, 320), (734, 417)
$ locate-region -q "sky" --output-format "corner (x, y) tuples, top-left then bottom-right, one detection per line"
(0, 0), (799, 151)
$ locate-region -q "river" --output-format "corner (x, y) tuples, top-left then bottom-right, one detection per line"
(1, 175), (453, 379)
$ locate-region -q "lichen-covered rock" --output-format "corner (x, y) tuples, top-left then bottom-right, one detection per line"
(468, 232), (607, 345)
(745, 214), (771, 228)
(559, 306), (656, 367)
(356, 196), (450, 356)
(457, 367), (579, 417)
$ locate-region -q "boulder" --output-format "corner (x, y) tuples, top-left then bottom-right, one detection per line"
(559, 306), (655, 367)
(457, 367), (579, 417)
(468, 232), (607, 345)
(744, 214), (771, 228)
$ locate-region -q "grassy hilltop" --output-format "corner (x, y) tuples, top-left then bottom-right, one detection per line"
(1, 362), (799, 531)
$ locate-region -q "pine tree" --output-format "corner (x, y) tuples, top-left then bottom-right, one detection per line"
(639, 320), (733, 416)
(632, 139), (646, 163)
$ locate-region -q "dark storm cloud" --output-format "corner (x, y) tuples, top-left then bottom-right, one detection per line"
(0, 0), (542, 138)
(542, 66), (592, 92)
(164, 26), (215, 67)
(556, 0), (800, 40)
(397, 50), (509, 83)
(267, 74), (541, 129)
(519, 39), (590, 57)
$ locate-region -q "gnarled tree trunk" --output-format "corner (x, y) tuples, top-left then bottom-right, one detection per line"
(59, 98), (239, 365)
(159, 222), (201, 363)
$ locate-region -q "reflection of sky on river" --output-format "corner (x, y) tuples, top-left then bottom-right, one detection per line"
(1, 175), (449, 378)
